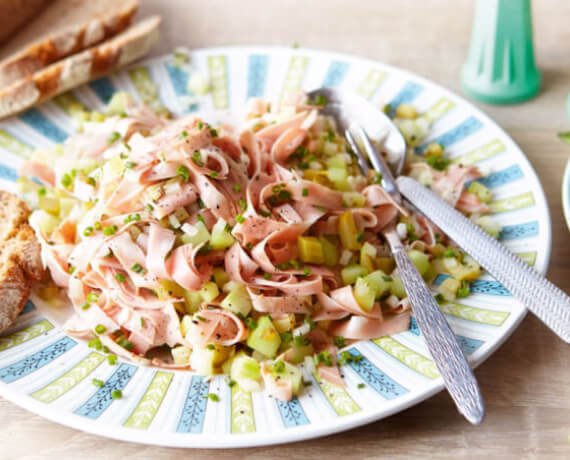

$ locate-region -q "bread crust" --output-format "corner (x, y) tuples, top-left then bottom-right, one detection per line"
(0, 0), (139, 88)
(0, 191), (45, 333)
(0, 15), (161, 119)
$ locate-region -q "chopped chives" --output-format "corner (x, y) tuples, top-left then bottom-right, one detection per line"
(209, 170), (218, 178)
(302, 188), (309, 197)
(232, 183), (241, 193)
(107, 354), (117, 365)
(37, 187), (47, 196)
(83, 226), (94, 237)
(206, 344), (215, 350)
(103, 225), (118, 236)
(124, 160), (137, 169)
(94, 324), (106, 334)
(205, 393), (219, 402)
(131, 263), (144, 274)
(357, 383), (366, 389)
(235, 214), (245, 224)
(237, 197), (247, 211)
(111, 389), (122, 399)
(115, 273), (126, 283)
(61, 173), (72, 188)
(197, 121), (203, 130)
(263, 273), (272, 280)
(92, 378), (104, 388)
(303, 267), (311, 276)
(107, 131), (121, 144)
(177, 165), (190, 182)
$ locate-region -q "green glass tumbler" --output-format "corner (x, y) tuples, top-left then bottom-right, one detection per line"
(461, 0), (541, 104)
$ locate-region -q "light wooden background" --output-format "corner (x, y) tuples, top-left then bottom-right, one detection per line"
(1, 1), (569, 458)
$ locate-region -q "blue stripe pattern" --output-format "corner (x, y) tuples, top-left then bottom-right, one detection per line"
(89, 77), (115, 103)
(0, 164), (18, 182)
(344, 348), (407, 399)
(321, 60), (349, 87)
(164, 63), (199, 113)
(472, 164), (523, 189)
(433, 274), (511, 296)
(499, 221), (538, 240)
(177, 376), (209, 433)
(418, 116), (483, 154)
(388, 81), (423, 116)
(0, 337), (76, 383)
(247, 54), (269, 98)
(456, 336), (484, 355)
(276, 397), (310, 428)
(408, 317), (483, 355)
(20, 109), (68, 143)
(74, 363), (137, 419)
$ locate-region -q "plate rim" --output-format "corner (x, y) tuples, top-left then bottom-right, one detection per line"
(0, 44), (552, 448)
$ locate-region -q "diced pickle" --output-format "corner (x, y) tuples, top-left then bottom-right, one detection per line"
(319, 236), (339, 268)
(298, 236), (325, 264)
(437, 278), (460, 302)
(341, 265), (368, 285)
(467, 181), (493, 204)
(354, 277), (375, 312)
(246, 316), (281, 358)
(338, 211), (361, 250)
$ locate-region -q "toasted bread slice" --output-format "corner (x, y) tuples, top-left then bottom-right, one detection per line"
(0, 0), (53, 45)
(0, 252), (31, 333)
(0, 15), (161, 119)
(0, 0), (139, 88)
(0, 191), (45, 333)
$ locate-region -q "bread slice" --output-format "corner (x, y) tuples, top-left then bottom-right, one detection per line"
(0, 0), (53, 45)
(0, 252), (31, 333)
(0, 0), (139, 88)
(0, 15), (161, 119)
(0, 191), (45, 333)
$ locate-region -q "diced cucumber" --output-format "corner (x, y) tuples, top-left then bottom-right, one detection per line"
(360, 242), (377, 273)
(437, 278), (460, 302)
(180, 314), (193, 336)
(29, 210), (60, 235)
(230, 352), (261, 392)
(353, 277), (375, 312)
(212, 267), (230, 288)
(200, 281), (219, 303)
(272, 314), (294, 333)
(328, 167), (350, 191)
(326, 154), (346, 169)
(181, 220), (210, 246)
(287, 342), (314, 364)
(341, 265), (368, 285)
(323, 141), (339, 156)
(467, 181), (493, 204)
(38, 195), (60, 215)
(390, 275), (406, 299)
(190, 344), (233, 375)
(407, 249), (431, 277)
(444, 255), (481, 281)
(172, 346), (191, 365)
(298, 236), (325, 264)
(210, 218), (235, 250)
(319, 236), (339, 268)
(59, 198), (76, 219)
(220, 285), (252, 316)
(342, 192), (366, 207)
(246, 316), (281, 358)
(268, 360), (302, 396)
(364, 270), (392, 298)
(182, 290), (203, 314)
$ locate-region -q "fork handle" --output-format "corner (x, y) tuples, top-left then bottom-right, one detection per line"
(384, 228), (485, 424)
(397, 176), (570, 344)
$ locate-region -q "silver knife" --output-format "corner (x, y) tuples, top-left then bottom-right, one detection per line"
(397, 175), (570, 344)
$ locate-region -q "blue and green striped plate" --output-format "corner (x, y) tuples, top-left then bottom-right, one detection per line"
(0, 47), (551, 447)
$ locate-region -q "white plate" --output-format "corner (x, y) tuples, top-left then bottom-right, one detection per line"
(0, 46), (551, 448)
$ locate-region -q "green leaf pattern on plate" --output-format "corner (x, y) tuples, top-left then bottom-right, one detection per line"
(357, 69), (385, 99)
(231, 385), (255, 433)
(489, 191), (534, 214)
(0, 130), (33, 158)
(516, 251), (536, 266)
(315, 374), (360, 416)
(31, 352), (105, 403)
(421, 97), (455, 123)
(280, 56), (308, 101)
(373, 337), (439, 379)
(124, 371), (173, 429)
(208, 56), (229, 109)
(0, 320), (53, 352)
(439, 302), (509, 326)
(452, 139), (506, 165)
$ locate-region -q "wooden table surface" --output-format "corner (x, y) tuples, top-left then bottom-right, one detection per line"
(1, 1), (569, 458)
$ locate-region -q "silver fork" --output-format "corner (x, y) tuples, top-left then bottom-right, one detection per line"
(345, 125), (485, 425)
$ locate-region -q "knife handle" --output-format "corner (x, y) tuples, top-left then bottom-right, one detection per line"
(384, 228), (485, 424)
(397, 176), (570, 344)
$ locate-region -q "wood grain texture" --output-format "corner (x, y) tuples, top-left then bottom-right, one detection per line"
(0, 0), (568, 458)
